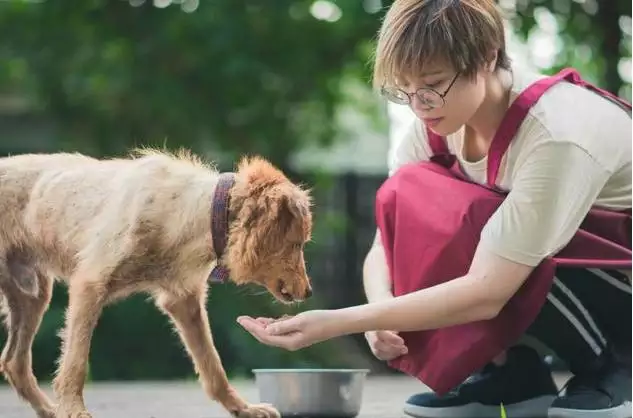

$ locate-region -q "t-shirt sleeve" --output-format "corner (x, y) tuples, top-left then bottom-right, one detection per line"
(479, 138), (611, 267)
(388, 119), (432, 177)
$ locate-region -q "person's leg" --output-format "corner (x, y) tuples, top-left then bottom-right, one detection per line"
(403, 344), (557, 418)
(402, 284), (565, 418)
(402, 267), (632, 418)
(525, 268), (631, 418)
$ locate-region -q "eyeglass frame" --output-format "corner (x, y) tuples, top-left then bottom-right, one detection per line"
(381, 72), (461, 109)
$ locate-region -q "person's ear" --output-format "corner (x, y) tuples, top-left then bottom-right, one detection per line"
(486, 49), (499, 72)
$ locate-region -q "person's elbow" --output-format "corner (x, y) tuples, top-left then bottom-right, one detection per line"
(467, 244), (537, 320)
(362, 244), (375, 270)
(477, 294), (507, 321)
(362, 233), (384, 279)
(470, 268), (534, 321)
(469, 281), (507, 321)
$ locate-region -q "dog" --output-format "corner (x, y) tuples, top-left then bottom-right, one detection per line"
(0, 149), (313, 418)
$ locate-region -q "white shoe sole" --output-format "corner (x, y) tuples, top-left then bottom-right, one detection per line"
(403, 395), (556, 418)
(548, 401), (632, 418)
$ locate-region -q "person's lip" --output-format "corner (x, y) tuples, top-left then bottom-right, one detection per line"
(423, 117), (444, 127)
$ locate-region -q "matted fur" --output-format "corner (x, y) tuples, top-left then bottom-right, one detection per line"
(0, 149), (313, 418)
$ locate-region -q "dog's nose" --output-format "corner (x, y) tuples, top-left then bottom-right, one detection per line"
(304, 287), (313, 299)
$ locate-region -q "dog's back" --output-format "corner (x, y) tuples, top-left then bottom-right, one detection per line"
(0, 152), (95, 243)
(0, 151), (217, 283)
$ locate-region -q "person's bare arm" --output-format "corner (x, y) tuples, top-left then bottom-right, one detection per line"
(362, 229), (393, 303)
(362, 118), (427, 304)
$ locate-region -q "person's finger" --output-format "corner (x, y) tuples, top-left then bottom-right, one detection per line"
(377, 330), (405, 346)
(237, 316), (265, 328)
(372, 349), (394, 361)
(237, 317), (304, 350)
(373, 339), (407, 354)
(374, 339), (405, 353)
(374, 348), (407, 361)
(255, 317), (275, 326)
(266, 317), (301, 336)
(237, 317), (266, 333)
(237, 315), (259, 325)
(372, 342), (397, 359)
(237, 317), (271, 344)
(373, 339), (408, 357)
(373, 344), (408, 360)
(238, 316), (287, 328)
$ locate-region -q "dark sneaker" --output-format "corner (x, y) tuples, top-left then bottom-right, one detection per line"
(548, 359), (632, 418)
(403, 345), (557, 418)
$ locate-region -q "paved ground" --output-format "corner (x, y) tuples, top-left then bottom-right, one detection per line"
(0, 373), (571, 418)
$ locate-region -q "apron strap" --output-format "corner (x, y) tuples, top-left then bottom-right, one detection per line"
(487, 68), (632, 187)
(427, 127), (462, 173)
(427, 128), (450, 155)
(426, 68), (632, 188)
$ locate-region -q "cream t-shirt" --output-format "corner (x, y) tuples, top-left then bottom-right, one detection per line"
(388, 65), (631, 267)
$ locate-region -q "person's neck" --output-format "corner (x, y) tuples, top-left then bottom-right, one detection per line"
(466, 69), (513, 147)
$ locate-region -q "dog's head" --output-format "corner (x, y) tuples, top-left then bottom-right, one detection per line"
(225, 156), (313, 304)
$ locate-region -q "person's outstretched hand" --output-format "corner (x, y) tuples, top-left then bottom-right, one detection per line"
(364, 330), (408, 361)
(237, 310), (340, 351)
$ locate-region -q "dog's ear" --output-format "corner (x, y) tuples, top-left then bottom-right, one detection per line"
(283, 189), (311, 219)
(277, 187), (312, 241)
(237, 155), (286, 191)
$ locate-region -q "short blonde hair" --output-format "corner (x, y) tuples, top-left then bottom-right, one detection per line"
(372, 0), (511, 89)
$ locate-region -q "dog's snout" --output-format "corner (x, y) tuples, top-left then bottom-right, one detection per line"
(304, 286), (312, 299)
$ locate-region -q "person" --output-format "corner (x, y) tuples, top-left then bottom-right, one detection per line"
(237, 1), (632, 417)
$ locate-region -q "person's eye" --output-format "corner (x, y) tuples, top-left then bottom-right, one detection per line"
(426, 80), (443, 88)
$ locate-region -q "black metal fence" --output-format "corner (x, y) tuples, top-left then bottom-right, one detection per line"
(293, 171), (388, 310)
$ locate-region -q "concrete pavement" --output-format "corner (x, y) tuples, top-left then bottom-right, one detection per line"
(0, 373), (571, 418)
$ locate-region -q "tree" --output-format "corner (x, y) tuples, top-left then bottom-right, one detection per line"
(0, 0), (382, 164)
(509, 0), (631, 98)
(0, 0), (629, 165)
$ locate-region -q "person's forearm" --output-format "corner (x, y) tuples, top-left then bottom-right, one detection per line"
(324, 244), (534, 341)
(335, 273), (499, 336)
(362, 242), (393, 303)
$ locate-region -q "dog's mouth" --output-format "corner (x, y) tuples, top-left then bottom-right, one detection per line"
(276, 281), (296, 303)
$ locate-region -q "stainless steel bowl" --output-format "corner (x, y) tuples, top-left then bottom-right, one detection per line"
(253, 368), (370, 417)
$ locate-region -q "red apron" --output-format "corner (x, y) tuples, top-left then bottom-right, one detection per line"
(375, 68), (632, 395)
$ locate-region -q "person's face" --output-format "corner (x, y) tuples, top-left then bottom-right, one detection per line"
(383, 62), (490, 136)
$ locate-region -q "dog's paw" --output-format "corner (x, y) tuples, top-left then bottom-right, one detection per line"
(55, 405), (92, 418)
(234, 403), (281, 418)
(36, 408), (56, 418)
(68, 412), (92, 418)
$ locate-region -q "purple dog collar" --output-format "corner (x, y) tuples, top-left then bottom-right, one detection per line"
(209, 172), (236, 284)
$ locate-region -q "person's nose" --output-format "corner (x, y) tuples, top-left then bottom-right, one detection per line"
(409, 94), (430, 117)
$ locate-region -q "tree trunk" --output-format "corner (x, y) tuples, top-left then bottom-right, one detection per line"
(596, 1), (622, 95)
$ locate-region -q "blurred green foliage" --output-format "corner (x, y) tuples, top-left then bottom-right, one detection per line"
(509, 0), (631, 99)
(0, 0), (630, 382)
(0, 0), (383, 163)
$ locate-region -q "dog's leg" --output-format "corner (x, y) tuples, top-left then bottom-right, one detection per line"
(53, 279), (105, 418)
(156, 290), (281, 418)
(0, 266), (56, 418)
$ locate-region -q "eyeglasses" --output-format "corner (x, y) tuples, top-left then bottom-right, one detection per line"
(380, 72), (460, 109)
